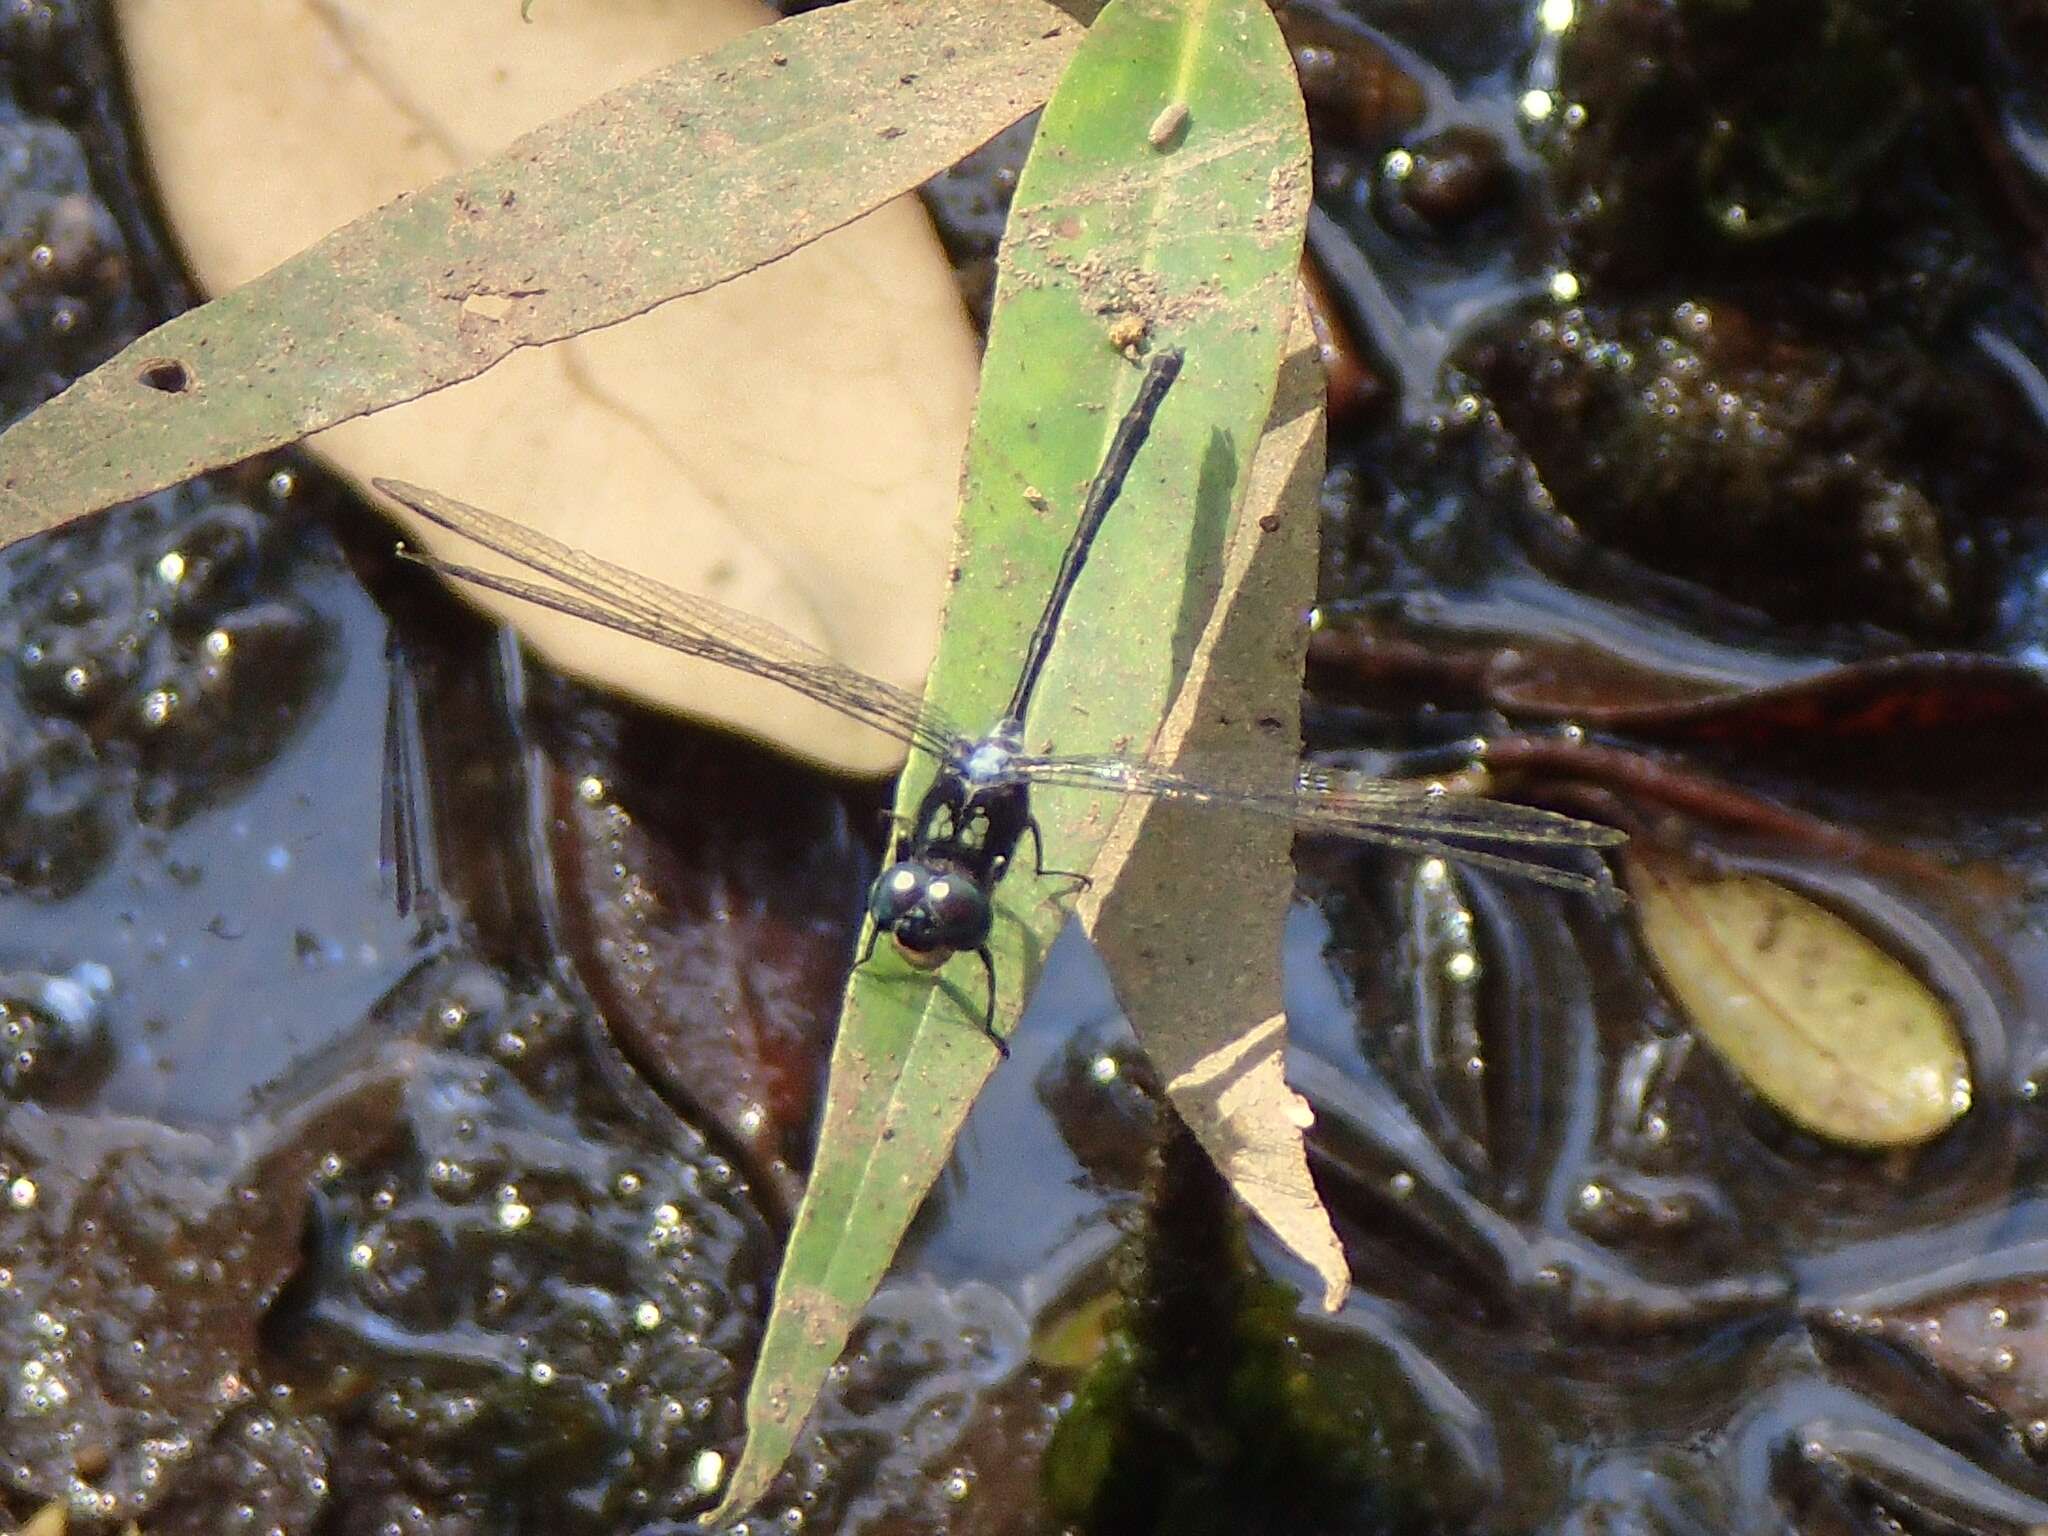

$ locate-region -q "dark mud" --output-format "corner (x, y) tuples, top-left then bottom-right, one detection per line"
(5, 0), (2048, 1532)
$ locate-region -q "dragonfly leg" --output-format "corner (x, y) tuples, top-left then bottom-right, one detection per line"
(856, 921), (880, 969)
(873, 807), (911, 865)
(972, 947), (1008, 1059)
(1024, 816), (1091, 893)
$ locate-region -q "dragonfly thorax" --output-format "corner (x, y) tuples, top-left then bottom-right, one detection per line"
(866, 739), (1034, 971)
(958, 719), (1024, 788)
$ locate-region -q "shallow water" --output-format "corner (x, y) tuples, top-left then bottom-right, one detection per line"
(5, 0), (2048, 1531)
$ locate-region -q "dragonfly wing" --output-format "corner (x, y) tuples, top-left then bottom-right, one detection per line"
(377, 479), (963, 760)
(1002, 751), (1623, 894)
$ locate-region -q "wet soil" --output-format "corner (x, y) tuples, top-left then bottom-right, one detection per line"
(5, 0), (2048, 1532)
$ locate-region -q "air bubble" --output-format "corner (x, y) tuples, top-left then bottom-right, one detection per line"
(690, 1449), (725, 1493)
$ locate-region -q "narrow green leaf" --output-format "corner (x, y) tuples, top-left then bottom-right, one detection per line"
(0, 0), (1078, 547)
(710, 0), (1312, 1518)
(1078, 306), (1345, 1309)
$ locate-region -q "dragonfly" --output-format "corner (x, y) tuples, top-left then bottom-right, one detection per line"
(377, 346), (1621, 1057)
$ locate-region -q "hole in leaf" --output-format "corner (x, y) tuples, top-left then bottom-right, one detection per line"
(137, 358), (192, 394)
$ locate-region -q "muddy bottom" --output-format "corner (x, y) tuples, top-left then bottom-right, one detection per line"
(4, 0), (2048, 1532)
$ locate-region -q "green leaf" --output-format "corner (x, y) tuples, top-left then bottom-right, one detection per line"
(0, 0), (1078, 548)
(1627, 846), (1973, 1149)
(708, 0), (1312, 1519)
(1078, 308), (1344, 1309)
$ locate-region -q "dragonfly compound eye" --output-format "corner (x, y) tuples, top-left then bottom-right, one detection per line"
(915, 874), (992, 949)
(868, 862), (928, 927)
(879, 868), (993, 965)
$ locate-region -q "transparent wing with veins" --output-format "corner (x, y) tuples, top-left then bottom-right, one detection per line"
(378, 477), (1623, 893)
(995, 752), (1626, 896)
(374, 478), (970, 764)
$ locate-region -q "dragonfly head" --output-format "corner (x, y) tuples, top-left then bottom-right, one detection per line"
(868, 860), (992, 963)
